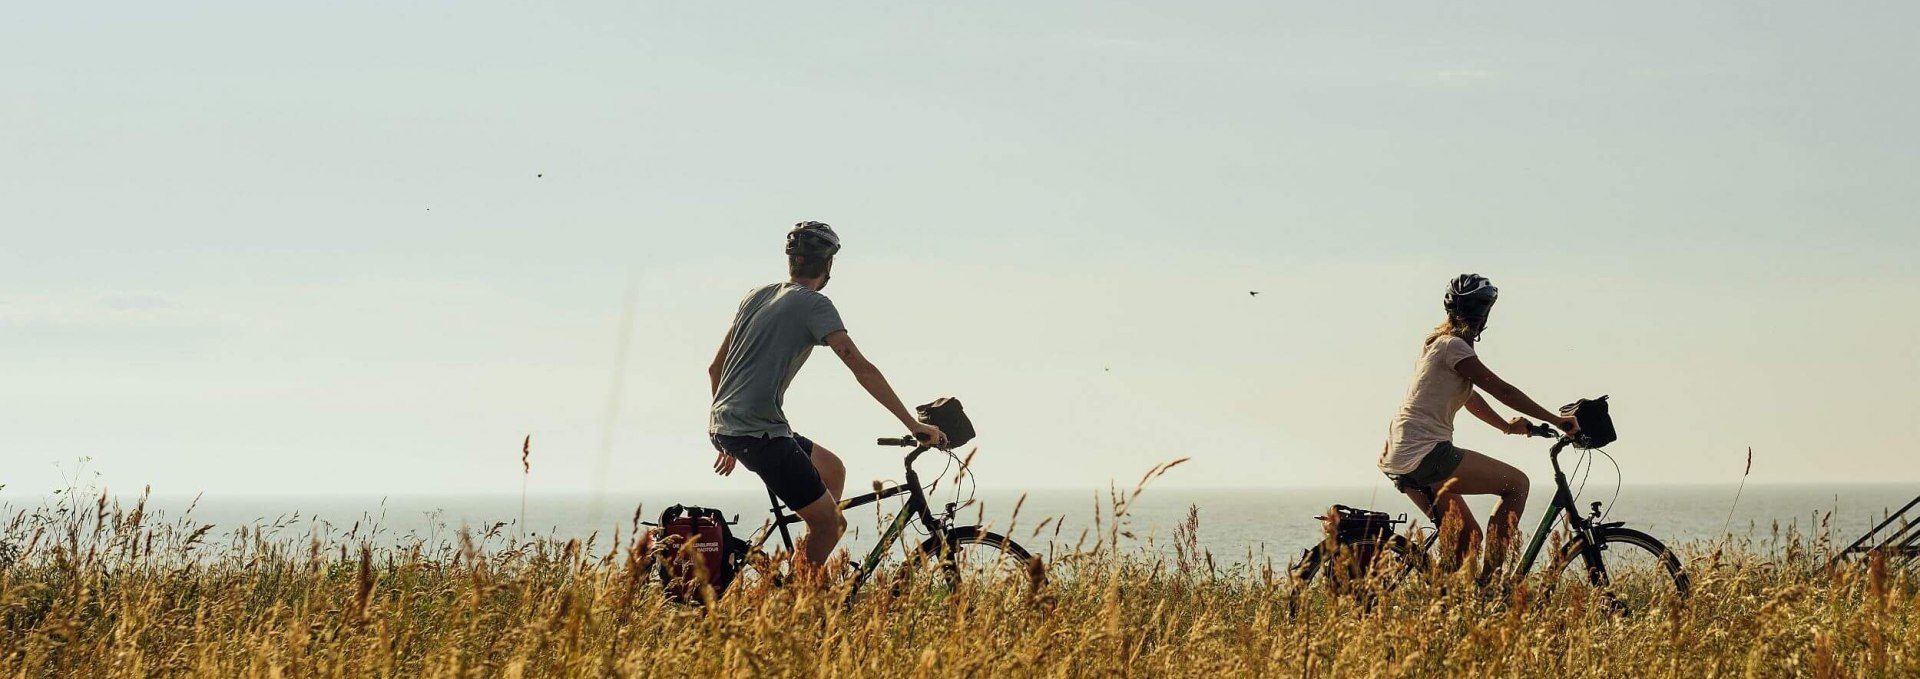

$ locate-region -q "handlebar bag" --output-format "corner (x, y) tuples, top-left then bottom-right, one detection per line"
(916, 397), (976, 449)
(1558, 395), (1617, 449)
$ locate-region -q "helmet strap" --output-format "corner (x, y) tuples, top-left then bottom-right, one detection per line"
(1450, 311), (1488, 342)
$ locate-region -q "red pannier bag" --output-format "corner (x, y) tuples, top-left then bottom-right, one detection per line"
(651, 505), (744, 604)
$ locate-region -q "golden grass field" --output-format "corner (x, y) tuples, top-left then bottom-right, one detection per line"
(1, 484), (1914, 679)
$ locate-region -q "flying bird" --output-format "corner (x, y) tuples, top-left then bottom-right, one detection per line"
(1248, 291), (1260, 297)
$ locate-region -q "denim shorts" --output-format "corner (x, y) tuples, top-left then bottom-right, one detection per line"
(710, 433), (826, 510)
(1386, 441), (1465, 494)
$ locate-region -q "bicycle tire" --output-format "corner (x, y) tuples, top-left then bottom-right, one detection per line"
(916, 526), (1035, 589)
(1544, 527), (1689, 615)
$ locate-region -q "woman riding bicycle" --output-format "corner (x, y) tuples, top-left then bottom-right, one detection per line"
(1379, 274), (1578, 580)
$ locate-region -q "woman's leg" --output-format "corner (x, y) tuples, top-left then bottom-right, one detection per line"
(1435, 449), (1531, 576)
(1400, 487), (1480, 572)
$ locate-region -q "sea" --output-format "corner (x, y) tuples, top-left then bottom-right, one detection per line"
(9, 484), (1914, 566)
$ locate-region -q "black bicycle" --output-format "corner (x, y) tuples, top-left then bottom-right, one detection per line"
(743, 434), (1035, 602)
(1296, 423), (1690, 615)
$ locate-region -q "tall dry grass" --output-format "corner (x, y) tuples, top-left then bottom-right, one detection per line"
(0, 481), (1915, 678)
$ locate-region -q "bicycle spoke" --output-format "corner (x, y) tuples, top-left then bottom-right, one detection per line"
(1541, 528), (1688, 616)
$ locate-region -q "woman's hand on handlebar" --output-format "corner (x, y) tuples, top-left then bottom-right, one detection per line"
(907, 421), (947, 448)
(1503, 417), (1536, 436)
(1522, 416), (1581, 439)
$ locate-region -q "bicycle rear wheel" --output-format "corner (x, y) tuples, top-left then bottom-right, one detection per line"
(1542, 527), (1689, 616)
(1294, 535), (1429, 593)
(917, 526), (1036, 591)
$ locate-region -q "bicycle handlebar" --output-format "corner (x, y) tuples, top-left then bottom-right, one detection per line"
(879, 431), (936, 448)
(1525, 422), (1561, 439)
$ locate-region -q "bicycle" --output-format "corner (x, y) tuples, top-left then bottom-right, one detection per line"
(1295, 423), (1690, 615)
(741, 433), (1036, 604)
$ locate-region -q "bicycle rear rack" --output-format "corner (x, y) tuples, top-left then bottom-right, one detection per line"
(1833, 493), (1920, 569)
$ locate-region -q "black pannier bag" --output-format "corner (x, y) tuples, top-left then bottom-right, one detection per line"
(916, 397), (976, 449)
(1324, 504), (1399, 543)
(1559, 395), (1617, 449)
(1313, 505), (1406, 581)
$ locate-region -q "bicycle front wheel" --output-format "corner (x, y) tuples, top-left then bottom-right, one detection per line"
(1542, 527), (1689, 616)
(917, 526), (1036, 590)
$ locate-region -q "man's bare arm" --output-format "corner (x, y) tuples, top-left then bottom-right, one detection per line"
(824, 330), (945, 444)
(824, 330), (914, 425)
(708, 325), (734, 397)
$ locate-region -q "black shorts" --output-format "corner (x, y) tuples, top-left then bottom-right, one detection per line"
(1387, 441), (1465, 494)
(710, 433), (827, 510)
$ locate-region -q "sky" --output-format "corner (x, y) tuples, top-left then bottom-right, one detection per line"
(2, 2), (1916, 500)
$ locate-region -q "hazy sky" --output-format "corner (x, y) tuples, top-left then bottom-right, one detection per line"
(3, 2), (1916, 499)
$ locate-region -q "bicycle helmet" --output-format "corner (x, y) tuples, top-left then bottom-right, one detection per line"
(785, 221), (841, 258)
(1442, 274), (1498, 320)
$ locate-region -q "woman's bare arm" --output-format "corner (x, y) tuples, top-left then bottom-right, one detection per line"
(1455, 356), (1577, 432)
(1467, 391), (1534, 435)
(1465, 391), (1508, 430)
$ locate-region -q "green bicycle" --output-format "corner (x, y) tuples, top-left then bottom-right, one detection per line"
(1296, 422), (1690, 614)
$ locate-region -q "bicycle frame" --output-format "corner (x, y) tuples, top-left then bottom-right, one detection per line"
(1418, 435), (1612, 578)
(1515, 437), (1609, 575)
(755, 444), (957, 598)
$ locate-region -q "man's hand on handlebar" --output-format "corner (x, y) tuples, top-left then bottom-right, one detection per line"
(907, 421), (948, 448)
(1553, 415), (1581, 437)
(1503, 417), (1536, 436)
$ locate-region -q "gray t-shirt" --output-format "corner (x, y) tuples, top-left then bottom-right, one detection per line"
(709, 283), (847, 437)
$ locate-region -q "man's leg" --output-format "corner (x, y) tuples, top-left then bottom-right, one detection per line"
(1438, 449), (1531, 576)
(765, 437), (840, 573)
(808, 442), (846, 500)
(791, 491), (843, 568)
(722, 434), (843, 574)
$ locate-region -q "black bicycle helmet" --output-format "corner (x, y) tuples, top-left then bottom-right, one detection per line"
(1442, 273), (1498, 320)
(785, 221), (841, 258)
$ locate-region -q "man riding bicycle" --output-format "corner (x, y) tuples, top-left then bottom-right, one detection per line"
(707, 221), (947, 578)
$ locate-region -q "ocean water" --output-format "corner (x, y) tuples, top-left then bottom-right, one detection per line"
(13, 483), (1914, 566)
